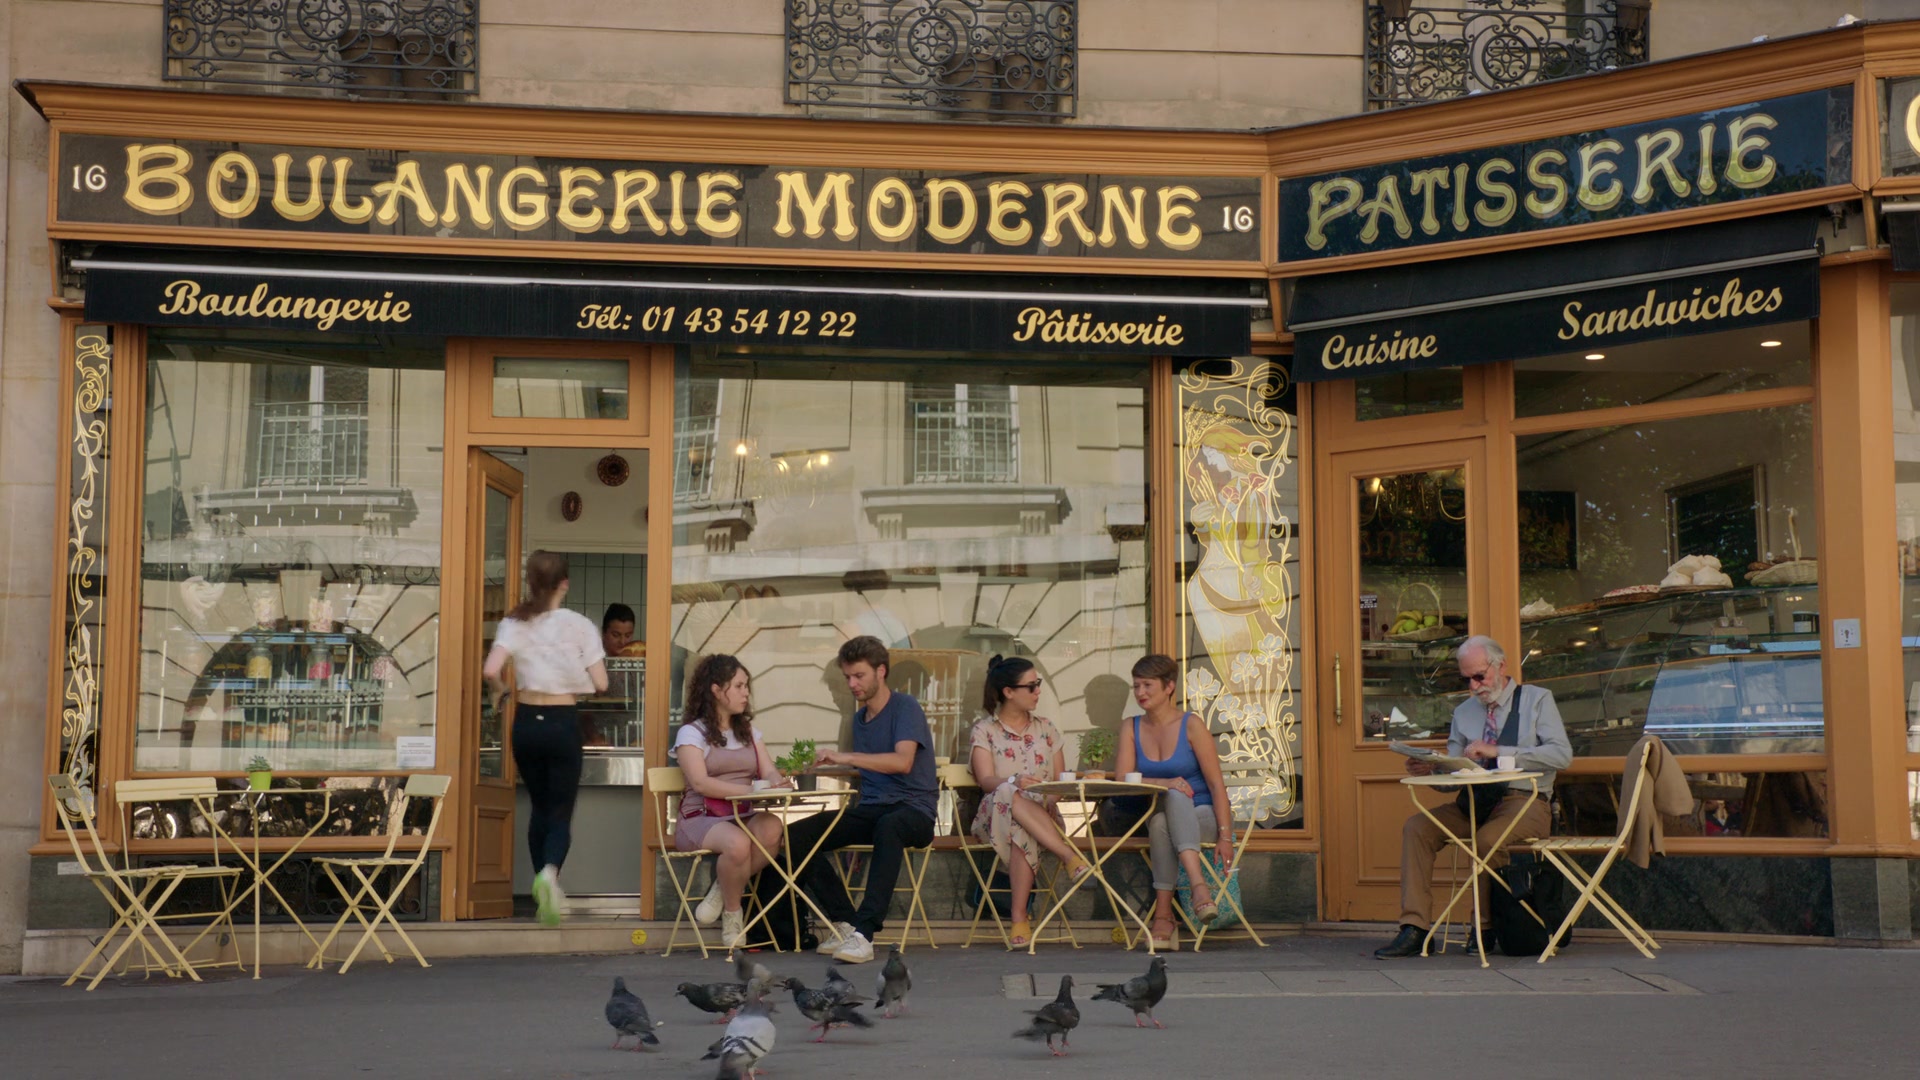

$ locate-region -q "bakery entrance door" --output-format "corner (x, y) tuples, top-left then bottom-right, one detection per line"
(1318, 440), (1491, 921)
(457, 450), (525, 918)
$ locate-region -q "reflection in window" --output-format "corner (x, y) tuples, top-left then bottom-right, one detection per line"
(1354, 365), (1463, 421)
(1557, 771), (1828, 839)
(909, 383), (1018, 483)
(1176, 358), (1304, 827)
(492, 356), (628, 419)
(137, 331), (445, 772)
(1514, 323), (1810, 418)
(675, 377), (721, 504)
(1515, 402), (1821, 755)
(1891, 286), (1920, 750)
(670, 348), (1146, 767)
(1355, 469), (1470, 744)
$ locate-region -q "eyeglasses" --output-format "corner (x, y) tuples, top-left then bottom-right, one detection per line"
(1462, 669), (1496, 685)
(1015, 680), (1044, 692)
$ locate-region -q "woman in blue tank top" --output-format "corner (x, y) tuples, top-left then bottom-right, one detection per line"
(1114, 654), (1233, 950)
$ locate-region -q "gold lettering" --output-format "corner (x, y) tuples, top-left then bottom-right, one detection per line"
(124, 143), (194, 215)
(271, 154), (326, 222)
(371, 160), (438, 227)
(1697, 123), (1719, 196)
(987, 180), (1034, 245)
(329, 157), (373, 224)
(1576, 139), (1624, 212)
(1303, 177), (1362, 251)
(773, 171), (857, 240)
(668, 170), (689, 235)
(440, 164), (495, 229)
(1155, 185), (1202, 251)
(1524, 149), (1569, 219)
(866, 176), (916, 243)
(556, 167), (605, 233)
(1633, 129), (1691, 204)
(695, 171), (742, 239)
(498, 165), (549, 231)
(1408, 167), (1451, 235)
(926, 178), (980, 245)
(1095, 185), (1147, 249)
(1726, 113), (1779, 189)
(610, 170), (665, 235)
(1452, 163), (1471, 231)
(1041, 183), (1095, 246)
(205, 150), (259, 220)
(1474, 158), (1517, 227)
(1357, 176), (1413, 243)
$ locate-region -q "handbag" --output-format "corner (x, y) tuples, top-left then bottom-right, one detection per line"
(1175, 852), (1244, 931)
(697, 748), (762, 819)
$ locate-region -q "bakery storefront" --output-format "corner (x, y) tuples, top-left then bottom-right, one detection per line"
(27, 81), (1307, 938)
(1284, 38), (1920, 939)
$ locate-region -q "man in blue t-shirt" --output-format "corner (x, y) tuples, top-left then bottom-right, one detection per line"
(755, 636), (937, 963)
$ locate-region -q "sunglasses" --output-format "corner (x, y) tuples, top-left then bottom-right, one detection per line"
(1014, 680), (1044, 692)
(1462, 669), (1496, 685)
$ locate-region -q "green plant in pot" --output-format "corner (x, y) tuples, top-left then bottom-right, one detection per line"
(1077, 728), (1117, 779)
(776, 739), (818, 790)
(244, 755), (273, 792)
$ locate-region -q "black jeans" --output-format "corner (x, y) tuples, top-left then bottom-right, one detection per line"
(756, 800), (935, 946)
(511, 703), (583, 875)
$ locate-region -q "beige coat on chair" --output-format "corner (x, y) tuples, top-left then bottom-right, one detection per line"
(1622, 734), (1694, 868)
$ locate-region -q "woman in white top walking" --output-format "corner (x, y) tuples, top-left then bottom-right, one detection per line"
(483, 550), (608, 926)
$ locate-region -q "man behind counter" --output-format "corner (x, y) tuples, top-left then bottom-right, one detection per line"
(602, 603), (637, 656)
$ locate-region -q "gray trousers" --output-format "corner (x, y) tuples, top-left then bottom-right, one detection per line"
(1147, 790), (1224, 891)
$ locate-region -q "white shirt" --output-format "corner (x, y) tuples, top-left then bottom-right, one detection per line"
(673, 720), (764, 754)
(493, 609), (604, 695)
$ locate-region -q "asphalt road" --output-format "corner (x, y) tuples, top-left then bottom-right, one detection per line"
(4, 934), (1919, 1078)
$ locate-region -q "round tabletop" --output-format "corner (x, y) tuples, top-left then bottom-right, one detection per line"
(1025, 779), (1162, 799)
(1400, 770), (1541, 787)
(724, 786), (854, 804)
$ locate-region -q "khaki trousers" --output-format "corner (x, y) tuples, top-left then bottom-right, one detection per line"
(1400, 792), (1551, 931)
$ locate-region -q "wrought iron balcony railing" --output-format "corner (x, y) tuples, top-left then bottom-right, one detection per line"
(674, 414), (719, 504)
(253, 402), (369, 486)
(786, 0), (1076, 119)
(910, 392), (1019, 484)
(1366, 1), (1649, 111)
(164, 0), (478, 97)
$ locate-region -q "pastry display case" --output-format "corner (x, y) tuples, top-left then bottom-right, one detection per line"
(577, 654), (645, 786)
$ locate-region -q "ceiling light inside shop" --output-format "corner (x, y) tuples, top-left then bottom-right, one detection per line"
(1760, 340), (1783, 347)
(1584, 353), (1605, 361)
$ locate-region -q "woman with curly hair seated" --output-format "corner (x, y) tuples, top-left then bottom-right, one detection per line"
(673, 653), (788, 948)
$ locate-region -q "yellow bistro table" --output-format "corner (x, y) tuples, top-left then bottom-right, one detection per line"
(191, 786), (337, 978)
(723, 784), (854, 952)
(1400, 770), (1542, 968)
(1021, 779), (1161, 955)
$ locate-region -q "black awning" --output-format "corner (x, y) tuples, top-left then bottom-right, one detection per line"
(1287, 212), (1822, 382)
(76, 247), (1260, 357)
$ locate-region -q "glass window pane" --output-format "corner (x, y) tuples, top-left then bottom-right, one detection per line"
(1515, 323), (1810, 418)
(1355, 469), (1470, 742)
(1516, 404), (1821, 755)
(1891, 286), (1920, 750)
(137, 330), (446, 772)
(1354, 366), (1463, 421)
(669, 348), (1146, 784)
(1175, 358), (1304, 828)
(492, 357), (628, 419)
(1558, 770), (1827, 839)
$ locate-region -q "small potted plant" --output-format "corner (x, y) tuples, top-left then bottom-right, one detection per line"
(1077, 729), (1117, 780)
(776, 739), (818, 790)
(244, 755), (273, 792)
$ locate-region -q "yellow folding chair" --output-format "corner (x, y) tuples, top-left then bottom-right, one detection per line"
(647, 766), (726, 958)
(944, 764), (1077, 950)
(1530, 740), (1660, 962)
(309, 774), (450, 973)
(829, 758), (944, 952)
(46, 774), (243, 990)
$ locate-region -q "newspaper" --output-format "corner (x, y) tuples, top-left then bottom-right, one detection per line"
(1387, 740), (1485, 774)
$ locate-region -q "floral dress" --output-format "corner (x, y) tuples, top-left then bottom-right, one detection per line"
(969, 714), (1065, 872)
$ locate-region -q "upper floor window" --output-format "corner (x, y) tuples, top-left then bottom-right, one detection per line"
(786, 0), (1076, 120)
(251, 363), (369, 487)
(909, 383), (1019, 484)
(1365, 1), (1649, 111)
(164, 0), (479, 98)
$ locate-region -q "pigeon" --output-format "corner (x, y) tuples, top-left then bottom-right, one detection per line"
(875, 944), (911, 1018)
(1012, 974), (1080, 1056)
(704, 979), (778, 1080)
(783, 975), (875, 1042)
(1093, 956), (1169, 1028)
(734, 950), (774, 988)
(825, 964), (869, 1005)
(605, 976), (661, 1051)
(676, 980), (749, 1023)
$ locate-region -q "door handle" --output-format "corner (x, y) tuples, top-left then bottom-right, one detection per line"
(1333, 652), (1343, 726)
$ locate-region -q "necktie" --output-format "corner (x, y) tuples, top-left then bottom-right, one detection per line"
(1483, 701), (1500, 747)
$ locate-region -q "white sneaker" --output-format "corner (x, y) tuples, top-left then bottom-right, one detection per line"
(831, 930), (874, 964)
(815, 921), (856, 955)
(695, 881), (723, 927)
(721, 909), (745, 949)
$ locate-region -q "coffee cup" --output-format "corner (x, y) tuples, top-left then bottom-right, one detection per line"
(1124, 771), (1144, 784)
(1497, 755), (1516, 773)
(1058, 771), (1076, 782)
(752, 779), (771, 791)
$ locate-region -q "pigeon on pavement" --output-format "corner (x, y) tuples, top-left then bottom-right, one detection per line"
(605, 976), (661, 1051)
(1012, 974), (1080, 1056)
(676, 980), (749, 1023)
(734, 950), (773, 988)
(876, 944), (911, 1018)
(783, 975), (875, 1042)
(1093, 956), (1169, 1028)
(825, 964), (869, 1005)
(704, 979), (778, 1080)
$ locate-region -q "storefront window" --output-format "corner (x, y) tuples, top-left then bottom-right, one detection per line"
(1354, 366), (1463, 421)
(1890, 285), (1920, 750)
(1515, 400), (1821, 755)
(1176, 358), (1304, 827)
(1514, 324), (1810, 418)
(669, 348), (1147, 770)
(136, 330), (446, 772)
(1559, 770), (1829, 838)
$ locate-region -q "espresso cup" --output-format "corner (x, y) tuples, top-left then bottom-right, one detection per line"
(1496, 755), (1517, 773)
(751, 779), (771, 791)
(1058, 771), (1077, 782)
(1124, 771), (1144, 784)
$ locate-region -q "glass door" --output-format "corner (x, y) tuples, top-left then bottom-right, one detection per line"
(457, 449), (523, 918)
(1319, 440), (1489, 921)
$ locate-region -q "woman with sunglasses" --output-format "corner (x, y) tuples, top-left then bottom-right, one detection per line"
(1114, 653), (1232, 951)
(967, 655), (1090, 947)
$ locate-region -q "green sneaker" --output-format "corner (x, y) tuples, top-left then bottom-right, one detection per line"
(533, 871), (564, 927)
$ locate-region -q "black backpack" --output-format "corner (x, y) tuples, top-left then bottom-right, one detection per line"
(1489, 852), (1573, 956)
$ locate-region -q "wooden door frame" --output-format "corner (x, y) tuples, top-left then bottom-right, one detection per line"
(1315, 436), (1493, 921)
(457, 449), (524, 918)
(438, 338), (675, 920)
